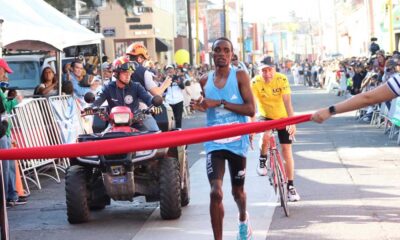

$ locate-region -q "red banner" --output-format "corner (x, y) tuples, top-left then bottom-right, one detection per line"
(0, 114), (311, 160)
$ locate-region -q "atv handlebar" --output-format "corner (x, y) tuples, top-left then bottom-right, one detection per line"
(81, 105), (157, 124)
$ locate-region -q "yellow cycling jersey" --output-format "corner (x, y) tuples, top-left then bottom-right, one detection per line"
(251, 72), (291, 119)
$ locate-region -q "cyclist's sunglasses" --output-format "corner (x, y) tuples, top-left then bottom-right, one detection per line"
(120, 62), (136, 72)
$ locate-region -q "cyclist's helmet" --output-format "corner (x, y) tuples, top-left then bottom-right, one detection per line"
(126, 43), (149, 60)
(112, 56), (135, 73)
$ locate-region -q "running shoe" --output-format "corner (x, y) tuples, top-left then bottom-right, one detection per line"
(288, 185), (301, 202)
(237, 212), (253, 240)
(256, 157), (268, 176)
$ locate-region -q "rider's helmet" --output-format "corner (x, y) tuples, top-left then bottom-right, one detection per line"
(112, 56), (135, 73)
(126, 43), (149, 60)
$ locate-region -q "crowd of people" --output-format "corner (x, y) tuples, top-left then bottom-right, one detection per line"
(3, 33), (400, 239)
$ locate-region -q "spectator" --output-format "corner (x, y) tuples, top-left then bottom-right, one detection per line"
(231, 54), (249, 75)
(164, 65), (185, 129)
(100, 62), (114, 85)
(34, 66), (58, 96)
(0, 58), (26, 207)
(369, 37), (380, 56)
(62, 63), (72, 82)
(68, 61), (91, 106)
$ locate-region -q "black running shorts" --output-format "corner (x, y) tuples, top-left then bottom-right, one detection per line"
(258, 116), (292, 144)
(206, 150), (246, 186)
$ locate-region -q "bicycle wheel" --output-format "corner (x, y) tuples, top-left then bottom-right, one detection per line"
(275, 159), (289, 217)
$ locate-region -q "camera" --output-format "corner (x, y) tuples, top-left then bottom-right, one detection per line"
(172, 74), (180, 81)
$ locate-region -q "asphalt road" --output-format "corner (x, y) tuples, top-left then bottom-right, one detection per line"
(6, 80), (400, 240)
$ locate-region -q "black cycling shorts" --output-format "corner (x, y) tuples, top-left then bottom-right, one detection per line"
(206, 150), (246, 186)
(258, 116), (292, 144)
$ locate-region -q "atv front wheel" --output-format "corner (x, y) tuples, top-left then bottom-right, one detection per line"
(159, 157), (181, 219)
(65, 165), (90, 224)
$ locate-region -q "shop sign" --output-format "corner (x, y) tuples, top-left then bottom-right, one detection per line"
(103, 28), (116, 37)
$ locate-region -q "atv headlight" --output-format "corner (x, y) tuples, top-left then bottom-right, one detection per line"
(113, 113), (131, 124)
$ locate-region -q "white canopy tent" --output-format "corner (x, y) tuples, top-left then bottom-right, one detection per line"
(0, 0), (103, 51)
(0, 0), (104, 96)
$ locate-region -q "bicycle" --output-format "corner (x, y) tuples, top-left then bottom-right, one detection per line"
(265, 130), (289, 217)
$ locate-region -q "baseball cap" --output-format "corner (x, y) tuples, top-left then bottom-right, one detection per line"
(0, 59), (13, 74)
(259, 56), (275, 70)
(165, 64), (174, 70)
(101, 62), (112, 71)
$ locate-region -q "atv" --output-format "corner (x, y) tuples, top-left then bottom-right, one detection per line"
(65, 93), (190, 224)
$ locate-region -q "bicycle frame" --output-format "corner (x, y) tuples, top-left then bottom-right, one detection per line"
(268, 135), (288, 188)
(267, 131), (289, 217)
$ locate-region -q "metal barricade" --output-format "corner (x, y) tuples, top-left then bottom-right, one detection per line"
(48, 95), (86, 170)
(10, 98), (61, 195)
(10, 95), (86, 194)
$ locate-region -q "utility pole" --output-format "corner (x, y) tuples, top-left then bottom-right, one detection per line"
(388, 0), (394, 52)
(333, 0), (339, 53)
(240, 0), (245, 61)
(309, 18), (315, 61)
(195, 0), (200, 65)
(318, 0), (323, 59)
(186, 0), (194, 65)
(223, 0), (226, 37)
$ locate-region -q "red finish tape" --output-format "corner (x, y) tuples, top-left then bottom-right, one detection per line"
(0, 114), (312, 160)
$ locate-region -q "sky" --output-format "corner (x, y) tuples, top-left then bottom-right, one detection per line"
(241, 0), (332, 22)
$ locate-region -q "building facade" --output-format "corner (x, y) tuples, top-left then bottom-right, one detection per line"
(98, 0), (175, 64)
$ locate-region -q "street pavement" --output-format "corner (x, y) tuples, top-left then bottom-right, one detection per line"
(6, 82), (400, 240)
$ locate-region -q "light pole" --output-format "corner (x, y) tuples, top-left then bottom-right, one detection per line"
(240, 0), (245, 61)
(186, 0), (194, 65)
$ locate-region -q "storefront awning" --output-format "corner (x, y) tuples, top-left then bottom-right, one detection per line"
(156, 38), (170, 52)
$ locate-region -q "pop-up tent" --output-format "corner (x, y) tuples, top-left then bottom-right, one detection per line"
(0, 0), (104, 97)
(0, 0), (103, 51)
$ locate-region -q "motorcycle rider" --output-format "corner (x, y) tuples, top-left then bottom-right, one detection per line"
(125, 43), (169, 130)
(91, 56), (160, 131)
(126, 42), (172, 96)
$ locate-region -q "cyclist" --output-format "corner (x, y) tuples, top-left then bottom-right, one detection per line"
(190, 37), (255, 240)
(251, 56), (300, 202)
(92, 56), (159, 131)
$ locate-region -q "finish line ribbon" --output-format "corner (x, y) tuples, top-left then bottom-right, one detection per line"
(0, 114), (312, 160)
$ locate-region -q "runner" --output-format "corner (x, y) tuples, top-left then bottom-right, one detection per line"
(251, 56), (300, 202)
(190, 37), (255, 240)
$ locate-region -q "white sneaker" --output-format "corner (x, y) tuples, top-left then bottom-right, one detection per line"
(256, 158), (268, 176)
(288, 186), (301, 202)
(237, 212), (253, 240)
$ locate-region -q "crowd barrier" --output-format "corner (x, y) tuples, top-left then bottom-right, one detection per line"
(9, 95), (84, 194)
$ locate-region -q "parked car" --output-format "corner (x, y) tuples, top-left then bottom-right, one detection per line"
(4, 54), (74, 96)
(4, 54), (43, 96)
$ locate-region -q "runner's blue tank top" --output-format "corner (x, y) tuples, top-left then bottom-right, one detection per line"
(204, 68), (249, 157)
